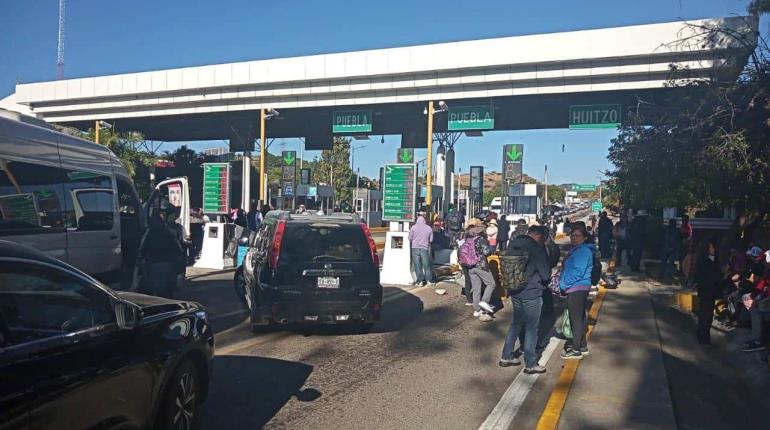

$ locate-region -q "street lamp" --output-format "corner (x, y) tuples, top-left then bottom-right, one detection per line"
(350, 144), (366, 210)
(424, 100), (447, 216)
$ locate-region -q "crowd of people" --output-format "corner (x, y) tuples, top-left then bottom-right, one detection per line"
(408, 205), (598, 374)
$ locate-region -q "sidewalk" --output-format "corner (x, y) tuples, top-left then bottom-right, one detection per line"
(549, 272), (770, 430)
(555, 276), (677, 429)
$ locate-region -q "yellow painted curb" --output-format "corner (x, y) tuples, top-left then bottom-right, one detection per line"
(369, 227), (389, 233)
(535, 286), (608, 430)
(676, 291), (698, 313)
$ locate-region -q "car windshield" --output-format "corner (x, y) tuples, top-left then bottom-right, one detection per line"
(279, 223), (370, 264)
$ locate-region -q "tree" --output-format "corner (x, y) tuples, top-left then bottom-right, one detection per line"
(546, 185), (565, 204)
(606, 10), (770, 246)
(84, 127), (156, 199)
(313, 137), (353, 205)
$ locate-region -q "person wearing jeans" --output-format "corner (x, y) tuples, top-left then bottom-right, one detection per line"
(408, 215), (434, 286)
(559, 224), (595, 359)
(500, 226), (550, 373)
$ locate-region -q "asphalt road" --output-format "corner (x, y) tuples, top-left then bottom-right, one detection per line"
(175, 268), (563, 430)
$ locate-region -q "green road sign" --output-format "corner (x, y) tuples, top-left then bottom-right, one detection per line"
(332, 110), (372, 133)
(382, 164), (417, 222)
(282, 151), (297, 166)
(569, 104), (621, 129)
(502, 144), (523, 181)
(397, 148), (414, 163)
(448, 105), (494, 131)
(574, 184), (597, 192)
(202, 163), (230, 214)
(592, 201), (602, 211)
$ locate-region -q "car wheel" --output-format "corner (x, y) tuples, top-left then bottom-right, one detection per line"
(159, 360), (199, 430)
(233, 266), (247, 308)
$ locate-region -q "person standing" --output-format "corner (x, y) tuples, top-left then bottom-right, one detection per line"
(140, 207), (186, 298)
(628, 210), (648, 272)
(497, 215), (511, 251)
(461, 219), (485, 305)
(409, 215), (434, 286)
(613, 214), (629, 267)
(597, 211), (614, 259)
(661, 218), (682, 280)
(694, 239), (723, 344)
(459, 219), (496, 320)
(499, 226), (550, 373)
(680, 214), (693, 273)
(233, 208), (248, 228)
(486, 219), (499, 249)
(247, 200), (262, 231)
(513, 218), (529, 238)
(559, 224), (595, 359)
(445, 207), (463, 248)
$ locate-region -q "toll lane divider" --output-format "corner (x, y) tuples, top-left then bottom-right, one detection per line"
(535, 286), (608, 430)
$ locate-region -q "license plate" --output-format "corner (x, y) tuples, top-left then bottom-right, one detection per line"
(317, 277), (340, 289)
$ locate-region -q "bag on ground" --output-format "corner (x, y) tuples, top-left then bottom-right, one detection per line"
(459, 236), (481, 267)
(499, 242), (529, 294)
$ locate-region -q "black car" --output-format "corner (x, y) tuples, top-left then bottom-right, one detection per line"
(0, 240), (214, 430)
(239, 211), (382, 332)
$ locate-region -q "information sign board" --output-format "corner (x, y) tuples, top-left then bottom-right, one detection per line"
(569, 104), (621, 129)
(502, 144), (523, 181)
(382, 163), (417, 222)
(448, 106), (494, 131)
(202, 163), (230, 214)
(592, 201), (602, 211)
(332, 110), (372, 133)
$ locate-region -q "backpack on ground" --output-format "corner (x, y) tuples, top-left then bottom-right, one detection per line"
(499, 241), (529, 293)
(446, 212), (461, 231)
(590, 251), (602, 285)
(459, 236), (481, 267)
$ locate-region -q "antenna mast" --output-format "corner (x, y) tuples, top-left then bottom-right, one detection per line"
(57, 0), (65, 79)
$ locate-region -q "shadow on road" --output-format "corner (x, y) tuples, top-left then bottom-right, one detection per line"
(199, 355), (319, 429)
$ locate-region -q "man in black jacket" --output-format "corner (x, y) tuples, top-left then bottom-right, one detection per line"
(497, 215), (511, 251)
(499, 225), (550, 374)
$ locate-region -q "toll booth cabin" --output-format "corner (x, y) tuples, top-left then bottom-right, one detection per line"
(353, 189), (383, 227)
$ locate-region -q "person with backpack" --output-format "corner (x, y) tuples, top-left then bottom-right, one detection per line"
(499, 225), (551, 374)
(459, 218), (496, 320)
(559, 224), (595, 359)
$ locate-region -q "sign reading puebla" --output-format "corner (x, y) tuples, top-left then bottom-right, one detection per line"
(332, 110), (372, 133)
(569, 104), (621, 129)
(448, 105), (494, 131)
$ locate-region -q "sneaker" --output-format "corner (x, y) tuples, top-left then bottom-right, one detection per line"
(464, 302), (474, 307)
(742, 341), (766, 352)
(499, 358), (522, 367)
(473, 310), (483, 317)
(523, 365), (547, 374)
(560, 349), (583, 360)
(580, 347), (590, 356)
(479, 301), (495, 313)
(479, 314), (494, 322)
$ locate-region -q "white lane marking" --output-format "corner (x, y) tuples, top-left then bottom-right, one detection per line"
(478, 337), (562, 430)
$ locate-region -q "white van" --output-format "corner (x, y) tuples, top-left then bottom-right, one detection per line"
(0, 113), (189, 282)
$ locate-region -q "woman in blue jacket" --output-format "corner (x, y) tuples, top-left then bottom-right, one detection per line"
(560, 224), (594, 359)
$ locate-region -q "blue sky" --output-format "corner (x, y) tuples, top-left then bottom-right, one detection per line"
(1, 0), (765, 184)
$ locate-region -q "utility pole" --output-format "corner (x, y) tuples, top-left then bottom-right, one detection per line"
(544, 164), (548, 204)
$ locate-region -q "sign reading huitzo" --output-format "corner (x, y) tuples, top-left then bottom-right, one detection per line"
(448, 106), (494, 131)
(333, 110), (372, 133)
(202, 163), (230, 214)
(569, 104), (621, 129)
(382, 163), (417, 222)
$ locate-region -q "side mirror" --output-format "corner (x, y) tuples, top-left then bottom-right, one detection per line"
(115, 301), (143, 330)
(238, 236), (250, 246)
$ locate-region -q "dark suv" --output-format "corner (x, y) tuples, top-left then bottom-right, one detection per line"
(0, 240), (214, 430)
(240, 211), (382, 332)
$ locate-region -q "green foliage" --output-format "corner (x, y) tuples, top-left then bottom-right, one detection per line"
(84, 128), (156, 199)
(483, 183), (502, 207)
(607, 21), (770, 220)
(546, 185), (565, 204)
(312, 137), (353, 204)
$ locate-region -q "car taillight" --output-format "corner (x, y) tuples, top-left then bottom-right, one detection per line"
(270, 221), (286, 269)
(361, 224), (379, 266)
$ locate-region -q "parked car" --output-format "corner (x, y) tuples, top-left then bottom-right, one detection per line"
(0, 239), (213, 430)
(239, 211), (382, 332)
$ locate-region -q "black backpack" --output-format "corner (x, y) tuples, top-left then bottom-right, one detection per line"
(500, 239), (530, 293)
(591, 251), (602, 285)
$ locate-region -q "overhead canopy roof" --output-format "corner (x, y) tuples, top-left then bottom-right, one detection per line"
(8, 16), (758, 145)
